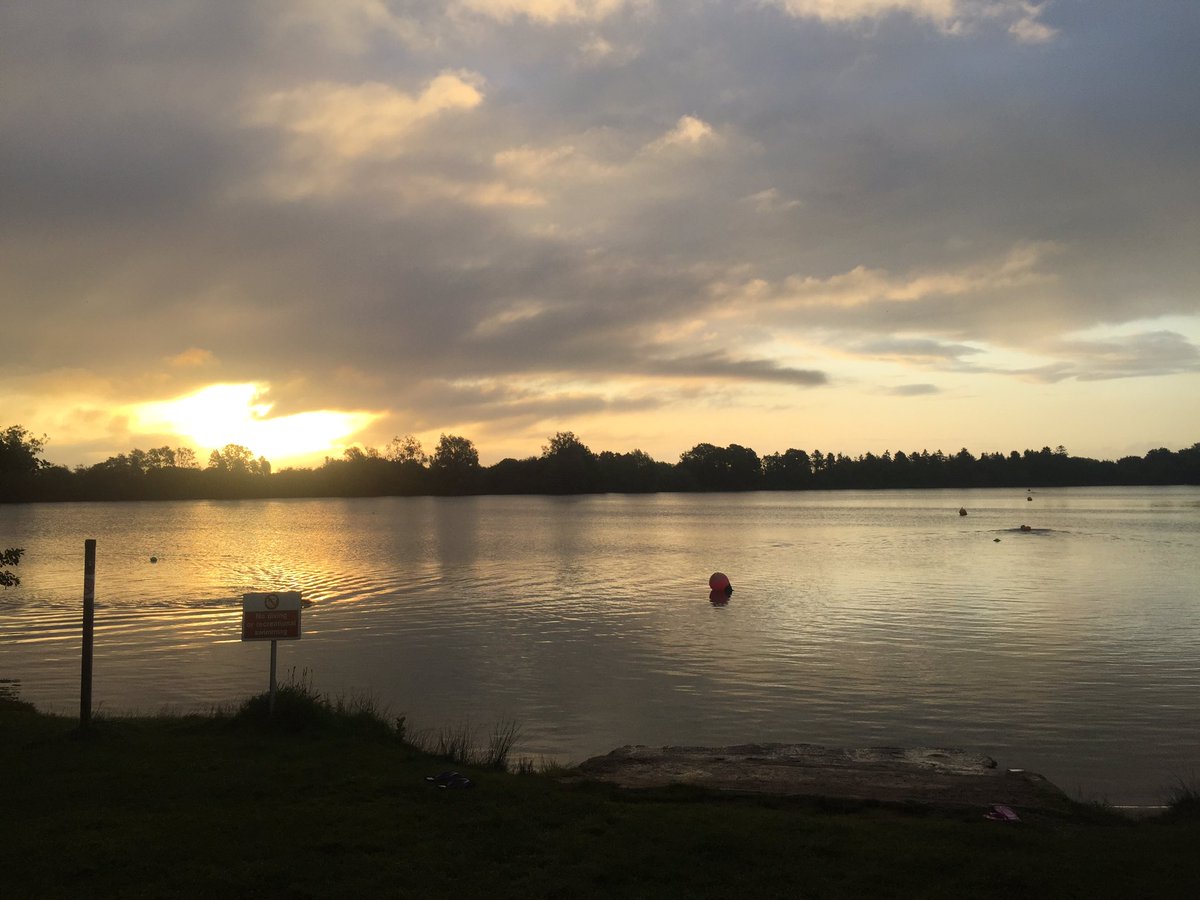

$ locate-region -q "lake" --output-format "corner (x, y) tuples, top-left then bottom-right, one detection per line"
(2, 487), (1198, 807)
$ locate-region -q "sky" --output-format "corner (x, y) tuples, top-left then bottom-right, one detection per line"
(3, 0), (1198, 470)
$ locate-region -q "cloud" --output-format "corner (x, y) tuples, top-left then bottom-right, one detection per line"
(852, 338), (983, 363)
(457, 0), (634, 25)
(246, 72), (485, 198)
(576, 32), (642, 66)
(1006, 7), (1056, 43)
(889, 383), (941, 396)
(3, 0), (1198, 466)
(645, 115), (719, 153)
(388, 377), (667, 435)
(768, 0), (1056, 41)
(278, 0), (431, 54)
(251, 73), (486, 162)
(644, 352), (828, 386)
(167, 348), (218, 368)
(772, 242), (1059, 310)
(772, 0), (958, 25)
(1015, 331), (1200, 383)
(744, 188), (803, 214)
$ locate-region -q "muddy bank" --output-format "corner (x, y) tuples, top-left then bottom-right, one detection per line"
(575, 743), (1075, 814)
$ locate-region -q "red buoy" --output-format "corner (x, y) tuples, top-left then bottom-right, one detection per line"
(709, 572), (730, 592)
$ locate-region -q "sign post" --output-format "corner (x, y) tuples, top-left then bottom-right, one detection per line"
(241, 592), (302, 715)
(80, 539), (96, 731)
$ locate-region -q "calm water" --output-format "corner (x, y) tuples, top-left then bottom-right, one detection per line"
(2, 488), (1198, 805)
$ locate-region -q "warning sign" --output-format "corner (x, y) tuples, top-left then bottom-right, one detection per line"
(242, 592), (302, 641)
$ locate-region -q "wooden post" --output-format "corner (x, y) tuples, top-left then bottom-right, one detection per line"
(269, 639), (278, 716)
(80, 539), (96, 730)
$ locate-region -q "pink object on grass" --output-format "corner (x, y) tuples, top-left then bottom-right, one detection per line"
(985, 805), (1020, 822)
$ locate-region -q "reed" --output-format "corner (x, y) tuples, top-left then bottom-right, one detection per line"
(1166, 775), (1200, 819)
(414, 717), (524, 771)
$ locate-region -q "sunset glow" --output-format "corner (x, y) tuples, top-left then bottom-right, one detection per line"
(128, 384), (379, 468)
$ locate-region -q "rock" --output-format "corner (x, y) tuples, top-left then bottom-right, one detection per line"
(574, 743), (1073, 813)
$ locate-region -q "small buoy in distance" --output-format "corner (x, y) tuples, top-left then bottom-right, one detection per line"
(1019, 525), (1032, 532)
(709, 572), (732, 594)
(150, 556), (158, 563)
(1027, 496), (1033, 501)
(993, 538), (1001, 542)
(959, 507), (967, 516)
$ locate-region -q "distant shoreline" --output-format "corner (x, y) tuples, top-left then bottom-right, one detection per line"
(3, 426), (1198, 502)
(3, 479), (1199, 505)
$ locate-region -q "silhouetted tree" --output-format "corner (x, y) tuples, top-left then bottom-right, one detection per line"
(198, 444), (271, 498)
(146, 446), (175, 469)
(678, 443), (762, 490)
(540, 431), (599, 493)
(484, 457), (541, 494)
(596, 449), (666, 492)
(429, 434), (481, 494)
(3, 422), (1197, 501)
(207, 444), (268, 476)
(318, 445), (396, 496)
(762, 448), (813, 489)
(0, 426), (47, 474)
(0, 426), (51, 501)
(385, 435), (426, 464)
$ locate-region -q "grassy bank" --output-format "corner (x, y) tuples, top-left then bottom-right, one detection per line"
(2, 694), (1197, 899)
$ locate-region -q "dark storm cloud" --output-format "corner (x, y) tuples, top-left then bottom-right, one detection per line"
(3, 0), (1198, 454)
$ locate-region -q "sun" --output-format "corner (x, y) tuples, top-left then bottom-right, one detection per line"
(128, 383), (379, 467)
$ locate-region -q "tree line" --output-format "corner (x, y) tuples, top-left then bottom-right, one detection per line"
(1, 424), (1198, 503)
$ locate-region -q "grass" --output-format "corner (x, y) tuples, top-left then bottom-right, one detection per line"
(416, 717), (523, 770)
(228, 668), (401, 740)
(1165, 775), (1200, 820)
(3, 694), (1200, 898)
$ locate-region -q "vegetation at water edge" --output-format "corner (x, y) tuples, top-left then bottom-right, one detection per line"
(3, 422), (1198, 501)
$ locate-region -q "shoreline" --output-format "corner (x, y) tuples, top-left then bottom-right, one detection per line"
(576, 743), (1132, 818)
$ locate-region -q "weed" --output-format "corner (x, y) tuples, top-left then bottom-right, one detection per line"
(511, 755), (564, 776)
(1165, 775), (1200, 819)
(1066, 788), (1127, 824)
(413, 717), (526, 771)
(431, 721), (475, 763)
(484, 717), (522, 770)
(231, 669), (398, 738)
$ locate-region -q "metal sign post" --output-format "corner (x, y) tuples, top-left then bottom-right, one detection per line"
(269, 639), (278, 714)
(80, 539), (96, 730)
(241, 592), (302, 716)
